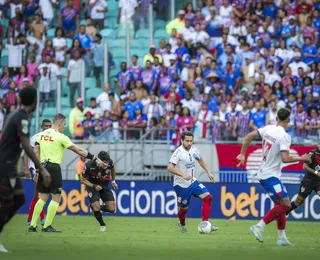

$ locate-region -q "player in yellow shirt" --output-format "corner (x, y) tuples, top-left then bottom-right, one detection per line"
(28, 113), (106, 233)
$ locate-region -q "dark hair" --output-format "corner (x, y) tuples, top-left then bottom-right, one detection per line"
(297, 102), (305, 107)
(42, 119), (51, 125)
(181, 131), (194, 140)
(132, 55), (138, 59)
(109, 92), (115, 98)
(150, 117), (158, 126)
(90, 97), (96, 101)
(95, 33), (102, 40)
(55, 27), (64, 37)
(20, 87), (37, 106)
(277, 108), (291, 121)
(52, 113), (66, 124)
(98, 151), (110, 162)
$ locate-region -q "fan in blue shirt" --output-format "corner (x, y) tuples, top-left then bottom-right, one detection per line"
(74, 25), (93, 49)
(124, 92), (144, 120)
(301, 37), (318, 66)
(250, 101), (267, 129)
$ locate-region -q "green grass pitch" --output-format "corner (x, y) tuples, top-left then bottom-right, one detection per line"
(1, 215), (319, 260)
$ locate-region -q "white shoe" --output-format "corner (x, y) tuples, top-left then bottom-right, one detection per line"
(0, 243), (8, 253)
(250, 225), (263, 243)
(277, 238), (293, 246)
(100, 226), (106, 232)
(178, 222), (189, 233)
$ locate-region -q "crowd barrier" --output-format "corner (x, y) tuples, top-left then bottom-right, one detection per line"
(18, 180), (320, 221)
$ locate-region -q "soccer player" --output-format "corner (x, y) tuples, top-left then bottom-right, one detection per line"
(81, 151), (118, 231)
(167, 131), (217, 233)
(0, 88), (51, 253)
(236, 108), (310, 245)
(25, 119), (52, 226)
(287, 142), (320, 215)
(28, 113), (108, 233)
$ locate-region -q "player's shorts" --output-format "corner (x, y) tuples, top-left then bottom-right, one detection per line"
(0, 165), (24, 200)
(298, 174), (320, 198)
(87, 187), (115, 204)
(174, 180), (209, 208)
(37, 162), (62, 194)
(260, 177), (288, 201)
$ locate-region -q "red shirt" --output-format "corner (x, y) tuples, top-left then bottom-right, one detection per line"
(163, 92), (181, 101)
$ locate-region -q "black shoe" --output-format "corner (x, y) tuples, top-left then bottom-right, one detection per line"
(28, 226), (37, 232)
(42, 226), (62, 233)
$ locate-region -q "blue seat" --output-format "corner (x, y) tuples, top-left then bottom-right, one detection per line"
(100, 28), (115, 38)
(154, 29), (169, 39)
(154, 19), (167, 30)
(42, 107), (57, 117)
(104, 17), (117, 28)
(85, 77), (96, 89)
(61, 97), (70, 108)
(1, 49), (8, 58)
(135, 29), (149, 39)
(108, 39), (126, 49)
(111, 49), (126, 59)
(130, 39), (149, 49)
(0, 56), (8, 66)
(131, 49), (146, 58)
(66, 38), (73, 49)
(86, 88), (103, 104)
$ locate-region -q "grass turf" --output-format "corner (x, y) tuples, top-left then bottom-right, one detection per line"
(1, 215), (319, 260)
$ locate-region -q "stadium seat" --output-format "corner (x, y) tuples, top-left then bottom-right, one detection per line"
(107, 1), (118, 12)
(154, 29), (169, 39)
(61, 97), (70, 108)
(61, 107), (71, 116)
(66, 38), (73, 49)
(86, 88), (103, 104)
(130, 39), (149, 50)
(100, 28), (115, 38)
(154, 20), (167, 30)
(108, 39), (126, 51)
(135, 29), (149, 39)
(80, 19), (87, 25)
(1, 49), (8, 58)
(104, 17), (117, 28)
(131, 49), (147, 58)
(112, 49), (126, 59)
(0, 56), (8, 67)
(42, 107), (57, 117)
(59, 67), (68, 77)
(85, 77), (96, 89)
(117, 27), (134, 39)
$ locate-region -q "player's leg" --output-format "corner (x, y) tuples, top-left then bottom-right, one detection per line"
(174, 185), (191, 233)
(89, 190), (106, 230)
(101, 188), (116, 214)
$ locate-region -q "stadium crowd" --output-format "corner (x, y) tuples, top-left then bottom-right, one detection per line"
(0, 0), (319, 144)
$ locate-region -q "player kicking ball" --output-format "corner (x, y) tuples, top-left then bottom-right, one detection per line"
(81, 151), (117, 231)
(287, 142), (320, 216)
(167, 131), (217, 233)
(236, 108), (310, 246)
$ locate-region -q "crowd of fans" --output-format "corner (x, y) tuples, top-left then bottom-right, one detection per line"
(0, 0), (319, 144)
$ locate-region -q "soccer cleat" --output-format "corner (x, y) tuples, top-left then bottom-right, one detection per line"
(211, 225), (219, 232)
(0, 243), (8, 253)
(100, 226), (107, 232)
(178, 222), (189, 233)
(41, 219), (46, 226)
(28, 226), (37, 232)
(26, 221), (31, 226)
(42, 226), (62, 233)
(250, 225), (263, 243)
(277, 238), (293, 246)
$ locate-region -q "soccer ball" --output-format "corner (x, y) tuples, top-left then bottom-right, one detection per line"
(198, 221), (212, 234)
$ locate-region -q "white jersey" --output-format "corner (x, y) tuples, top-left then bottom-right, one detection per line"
(257, 125), (291, 180)
(169, 145), (201, 188)
(29, 132), (41, 170)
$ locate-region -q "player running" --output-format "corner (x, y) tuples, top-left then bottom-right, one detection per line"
(81, 151), (118, 231)
(167, 131), (217, 233)
(25, 119), (52, 226)
(287, 142), (320, 215)
(236, 108), (310, 246)
(0, 88), (51, 253)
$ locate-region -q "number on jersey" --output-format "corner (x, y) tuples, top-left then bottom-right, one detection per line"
(262, 140), (272, 161)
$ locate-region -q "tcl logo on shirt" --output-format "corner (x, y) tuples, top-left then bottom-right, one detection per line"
(40, 135), (54, 142)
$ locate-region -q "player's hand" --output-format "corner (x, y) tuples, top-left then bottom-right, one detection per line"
(95, 185), (103, 191)
(301, 153), (312, 163)
(24, 169), (31, 179)
(207, 172), (215, 183)
(40, 168), (52, 187)
(33, 173), (39, 183)
(236, 154), (245, 167)
(112, 182), (118, 190)
(183, 174), (193, 180)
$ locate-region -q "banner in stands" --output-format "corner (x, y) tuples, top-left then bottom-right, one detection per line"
(215, 144), (315, 172)
(19, 180), (320, 221)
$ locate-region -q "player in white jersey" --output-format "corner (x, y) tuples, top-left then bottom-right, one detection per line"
(236, 108), (310, 246)
(167, 131), (217, 233)
(24, 119), (52, 226)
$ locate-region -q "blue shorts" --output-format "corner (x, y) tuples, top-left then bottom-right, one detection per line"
(174, 180), (209, 208)
(62, 21), (76, 33)
(260, 177), (288, 201)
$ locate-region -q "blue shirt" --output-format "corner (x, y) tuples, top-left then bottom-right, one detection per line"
(74, 34), (93, 49)
(90, 43), (104, 67)
(207, 20), (222, 38)
(263, 5), (279, 19)
(302, 44), (317, 65)
(224, 68), (241, 94)
(251, 110), (267, 128)
(24, 0), (39, 16)
(124, 101), (144, 120)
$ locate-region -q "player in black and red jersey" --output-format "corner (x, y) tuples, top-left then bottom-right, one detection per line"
(287, 142), (320, 215)
(81, 151), (118, 232)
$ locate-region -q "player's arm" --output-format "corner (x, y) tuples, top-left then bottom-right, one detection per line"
(23, 152), (30, 178)
(281, 151), (310, 163)
(303, 163), (320, 177)
(35, 143), (40, 160)
(167, 162), (192, 180)
(197, 157), (214, 182)
(80, 174), (102, 191)
(110, 167), (118, 190)
(236, 130), (260, 166)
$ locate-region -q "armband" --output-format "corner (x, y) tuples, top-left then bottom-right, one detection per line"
(86, 152), (94, 160)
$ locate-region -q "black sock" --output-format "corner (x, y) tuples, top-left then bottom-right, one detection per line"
(286, 201), (298, 215)
(100, 205), (108, 212)
(93, 211), (106, 226)
(0, 200), (14, 233)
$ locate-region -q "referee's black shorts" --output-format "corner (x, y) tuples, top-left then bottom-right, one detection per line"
(37, 162), (62, 194)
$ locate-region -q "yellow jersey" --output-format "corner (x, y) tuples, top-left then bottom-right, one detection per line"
(36, 128), (73, 164)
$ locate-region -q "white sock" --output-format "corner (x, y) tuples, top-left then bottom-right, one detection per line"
(257, 219), (266, 229)
(278, 230), (287, 240)
(0, 242), (8, 253)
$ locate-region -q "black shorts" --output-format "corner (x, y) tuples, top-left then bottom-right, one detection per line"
(37, 163), (62, 194)
(0, 176), (24, 200)
(93, 67), (102, 78)
(298, 174), (320, 198)
(87, 187), (114, 204)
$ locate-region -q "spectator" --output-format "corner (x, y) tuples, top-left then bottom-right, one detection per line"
(22, 0), (38, 25)
(0, 101), (4, 137)
(91, 33), (103, 88)
(67, 38), (86, 60)
(147, 117), (159, 140)
(79, 111), (98, 141)
(211, 111), (224, 143)
(250, 101), (267, 130)
(8, 0), (22, 19)
(128, 55), (143, 82)
(132, 79), (144, 101)
(192, 23), (210, 46)
(266, 100), (278, 125)
(26, 54), (38, 85)
(119, 110), (129, 129)
(305, 107), (320, 142)
(178, 19), (195, 42)
(225, 101), (237, 140)
(141, 87), (150, 106)
(29, 13), (46, 41)
(15, 65), (33, 88)
(166, 9), (186, 35)
(152, 56), (163, 78)
(156, 40), (167, 56)
(69, 97), (85, 140)
(8, 8), (25, 38)
(85, 18), (97, 39)
(177, 107), (194, 133)
(301, 37), (317, 66)
(118, 0), (138, 26)
(53, 27), (67, 67)
(141, 60), (157, 94)
(234, 100), (251, 142)
(143, 44), (163, 66)
(96, 83), (120, 116)
(163, 44), (177, 68)
(263, 64), (281, 86)
(85, 97), (101, 118)
(38, 0), (57, 28)
(143, 94), (164, 127)
(38, 66), (50, 112)
(67, 50), (83, 107)
(59, 0), (80, 38)
(158, 67), (172, 96)
(194, 100), (212, 139)
(181, 91), (199, 117)
(294, 102), (308, 142)
(41, 39), (55, 62)
(2, 37), (26, 76)
(124, 92), (143, 120)
(127, 108), (147, 138)
(3, 81), (19, 108)
(88, 0), (108, 31)
(114, 62), (134, 95)
(289, 52), (310, 76)
(0, 66), (13, 91)
(109, 92), (121, 131)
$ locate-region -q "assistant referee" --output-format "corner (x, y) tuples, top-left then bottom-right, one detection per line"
(29, 113), (105, 233)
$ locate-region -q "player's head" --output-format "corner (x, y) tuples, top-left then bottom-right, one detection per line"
(20, 87), (37, 112)
(52, 113), (66, 132)
(181, 131), (194, 151)
(97, 151), (111, 170)
(41, 119), (52, 131)
(276, 108), (291, 127)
